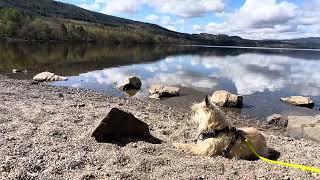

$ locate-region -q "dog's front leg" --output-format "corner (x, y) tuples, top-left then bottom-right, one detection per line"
(174, 138), (225, 156)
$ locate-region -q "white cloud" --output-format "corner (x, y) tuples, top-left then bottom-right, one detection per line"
(71, 0), (320, 39)
(193, 0), (320, 39)
(145, 14), (159, 22)
(80, 0), (226, 17)
(80, 3), (100, 11)
(146, 15), (186, 32)
(101, 0), (144, 14)
(233, 0), (296, 28)
(147, 0), (226, 17)
(79, 0), (104, 11)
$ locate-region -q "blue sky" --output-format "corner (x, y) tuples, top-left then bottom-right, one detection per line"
(56, 0), (320, 39)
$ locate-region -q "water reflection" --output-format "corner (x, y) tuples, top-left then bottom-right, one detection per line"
(1, 42), (320, 118)
(55, 52), (320, 97)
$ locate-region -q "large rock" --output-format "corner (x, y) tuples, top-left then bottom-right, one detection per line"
(286, 115), (320, 142)
(120, 76), (142, 90)
(33, 72), (67, 82)
(148, 84), (180, 98)
(266, 114), (288, 127)
(92, 108), (151, 142)
(211, 90), (243, 108)
(280, 96), (314, 107)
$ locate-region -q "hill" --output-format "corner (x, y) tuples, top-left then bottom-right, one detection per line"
(0, 0), (319, 48)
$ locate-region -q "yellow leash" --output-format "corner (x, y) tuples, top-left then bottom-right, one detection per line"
(245, 138), (320, 174)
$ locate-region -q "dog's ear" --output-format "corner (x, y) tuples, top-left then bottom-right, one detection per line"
(205, 95), (214, 108)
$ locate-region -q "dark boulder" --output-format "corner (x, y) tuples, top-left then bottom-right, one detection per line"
(266, 114), (288, 127)
(92, 108), (152, 142)
(119, 76), (142, 90)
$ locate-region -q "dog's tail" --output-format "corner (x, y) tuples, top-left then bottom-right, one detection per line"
(174, 143), (195, 151)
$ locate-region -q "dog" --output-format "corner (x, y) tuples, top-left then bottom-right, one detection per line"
(174, 96), (270, 160)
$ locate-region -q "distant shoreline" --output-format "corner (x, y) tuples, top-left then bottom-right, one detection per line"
(181, 44), (320, 51)
(1, 38), (320, 51)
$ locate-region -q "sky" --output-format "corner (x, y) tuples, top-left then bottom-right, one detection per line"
(56, 0), (320, 40)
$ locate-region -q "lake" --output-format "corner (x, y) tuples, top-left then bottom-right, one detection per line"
(1, 42), (319, 119)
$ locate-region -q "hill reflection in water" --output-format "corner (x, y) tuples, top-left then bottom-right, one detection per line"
(1, 43), (319, 119)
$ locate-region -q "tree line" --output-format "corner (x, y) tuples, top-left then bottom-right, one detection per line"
(0, 8), (194, 44)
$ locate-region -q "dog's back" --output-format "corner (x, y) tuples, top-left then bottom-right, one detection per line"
(229, 127), (270, 159)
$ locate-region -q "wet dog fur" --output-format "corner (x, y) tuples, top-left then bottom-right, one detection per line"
(174, 96), (270, 160)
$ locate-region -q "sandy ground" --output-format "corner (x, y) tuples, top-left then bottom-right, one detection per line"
(0, 74), (319, 180)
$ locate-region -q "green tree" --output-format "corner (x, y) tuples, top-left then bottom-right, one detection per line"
(1, 8), (26, 24)
(60, 23), (68, 40)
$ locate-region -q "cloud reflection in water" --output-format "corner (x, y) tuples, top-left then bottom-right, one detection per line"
(56, 52), (320, 98)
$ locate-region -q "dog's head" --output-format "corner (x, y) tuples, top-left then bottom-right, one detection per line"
(190, 95), (232, 133)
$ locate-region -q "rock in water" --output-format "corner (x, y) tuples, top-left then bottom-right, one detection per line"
(51, 75), (68, 81)
(12, 69), (21, 73)
(211, 90), (243, 108)
(92, 108), (151, 142)
(119, 76), (142, 90)
(149, 94), (160, 100)
(280, 96), (314, 107)
(266, 114), (288, 127)
(286, 116), (320, 142)
(33, 72), (68, 82)
(33, 72), (55, 81)
(148, 84), (180, 98)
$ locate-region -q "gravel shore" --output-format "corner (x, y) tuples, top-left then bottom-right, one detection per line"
(0, 75), (319, 179)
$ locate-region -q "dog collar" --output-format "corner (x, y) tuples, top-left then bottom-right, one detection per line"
(198, 127), (245, 158)
(198, 126), (235, 140)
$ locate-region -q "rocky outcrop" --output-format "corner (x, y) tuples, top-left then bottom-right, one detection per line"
(92, 108), (152, 142)
(280, 96), (314, 107)
(148, 84), (180, 98)
(119, 76), (142, 90)
(33, 72), (68, 82)
(266, 114), (288, 127)
(211, 90), (243, 108)
(286, 115), (320, 142)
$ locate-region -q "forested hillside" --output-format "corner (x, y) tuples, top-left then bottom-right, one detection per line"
(0, 0), (319, 48)
(0, 7), (198, 44)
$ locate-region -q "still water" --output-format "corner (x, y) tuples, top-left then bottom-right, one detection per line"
(1, 43), (319, 119)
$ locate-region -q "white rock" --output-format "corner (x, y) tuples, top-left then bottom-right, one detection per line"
(148, 85), (180, 97)
(33, 72), (67, 82)
(51, 75), (68, 81)
(211, 90), (243, 107)
(280, 96), (314, 107)
(12, 69), (21, 73)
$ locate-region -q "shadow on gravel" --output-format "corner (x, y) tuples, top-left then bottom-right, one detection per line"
(246, 148), (281, 161)
(267, 148), (281, 160)
(94, 135), (162, 147)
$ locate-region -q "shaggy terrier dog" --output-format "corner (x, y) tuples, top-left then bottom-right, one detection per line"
(174, 96), (271, 159)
